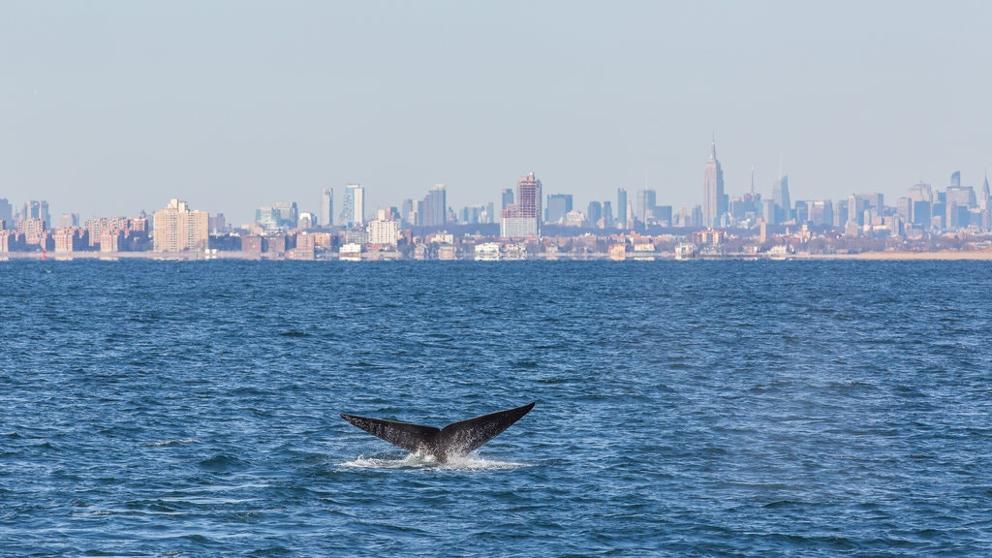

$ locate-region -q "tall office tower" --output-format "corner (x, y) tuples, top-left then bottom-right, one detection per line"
(545, 194), (573, 224)
(421, 184), (447, 227)
(602, 201), (614, 228)
(654, 205), (673, 227)
(587, 201), (603, 227)
(319, 188), (334, 227)
(616, 188), (628, 228)
(0, 199), (12, 228)
(762, 198), (778, 225)
(793, 200), (809, 224)
(636, 189), (657, 225)
(153, 198), (209, 252)
(501, 188), (514, 209)
(772, 175), (791, 222)
(702, 140), (726, 228)
(400, 199), (414, 225)
(500, 172), (543, 238)
(339, 184), (365, 227)
(950, 170), (961, 188)
(22, 200), (51, 226)
(691, 205), (703, 227)
(808, 200), (833, 227)
(847, 194), (869, 226)
(485, 201), (495, 224)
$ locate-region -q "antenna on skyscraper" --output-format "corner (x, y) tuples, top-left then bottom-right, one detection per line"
(750, 165), (756, 195)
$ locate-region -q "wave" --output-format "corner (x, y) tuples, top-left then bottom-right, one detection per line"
(339, 452), (527, 471)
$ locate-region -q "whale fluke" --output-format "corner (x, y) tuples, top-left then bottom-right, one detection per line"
(341, 402), (535, 462)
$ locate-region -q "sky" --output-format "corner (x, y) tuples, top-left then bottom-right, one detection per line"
(2, 0), (991, 224)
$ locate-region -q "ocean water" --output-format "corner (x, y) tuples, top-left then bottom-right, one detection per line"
(1, 260), (991, 557)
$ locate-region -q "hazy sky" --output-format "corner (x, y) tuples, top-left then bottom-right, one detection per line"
(3, 1), (991, 223)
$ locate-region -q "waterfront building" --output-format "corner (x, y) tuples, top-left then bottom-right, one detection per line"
(319, 188), (334, 227)
(53, 228), (88, 253)
(339, 184), (366, 227)
(702, 140), (727, 228)
(474, 242), (500, 261)
(18, 218), (47, 246)
(367, 209), (399, 246)
(152, 198), (209, 253)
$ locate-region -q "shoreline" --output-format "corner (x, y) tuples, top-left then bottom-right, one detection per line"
(3, 250), (992, 262)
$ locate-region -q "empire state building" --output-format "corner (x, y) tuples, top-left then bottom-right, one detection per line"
(702, 140), (727, 228)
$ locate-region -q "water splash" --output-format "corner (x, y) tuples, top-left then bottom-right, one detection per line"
(340, 451), (527, 471)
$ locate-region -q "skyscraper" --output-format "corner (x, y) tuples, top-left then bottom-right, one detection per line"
(339, 184), (365, 227)
(636, 189), (657, 225)
(950, 170), (961, 188)
(153, 198), (209, 252)
(587, 201), (602, 227)
(500, 172), (542, 238)
(319, 188), (334, 227)
(602, 201), (614, 228)
(421, 184), (447, 227)
(545, 194), (573, 224)
(616, 188), (628, 229)
(772, 175), (791, 222)
(501, 188), (514, 210)
(21, 200), (51, 227)
(702, 140), (726, 228)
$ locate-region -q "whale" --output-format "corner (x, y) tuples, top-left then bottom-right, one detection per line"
(341, 402), (535, 462)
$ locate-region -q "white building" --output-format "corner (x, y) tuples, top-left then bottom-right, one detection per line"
(500, 216), (538, 239)
(366, 209), (399, 247)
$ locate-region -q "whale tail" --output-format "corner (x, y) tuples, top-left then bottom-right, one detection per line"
(341, 402), (535, 461)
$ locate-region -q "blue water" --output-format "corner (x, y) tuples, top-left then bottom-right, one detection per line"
(1, 260), (991, 557)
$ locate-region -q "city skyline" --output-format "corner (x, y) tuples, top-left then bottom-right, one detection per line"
(3, 2), (992, 221)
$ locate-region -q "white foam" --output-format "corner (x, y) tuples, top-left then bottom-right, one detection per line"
(340, 451), (526, 471)
(148, 438), (199, 447)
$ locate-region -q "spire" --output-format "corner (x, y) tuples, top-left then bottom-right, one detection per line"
(709, 132), (717, 160)
(750, 165), (756, 194)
